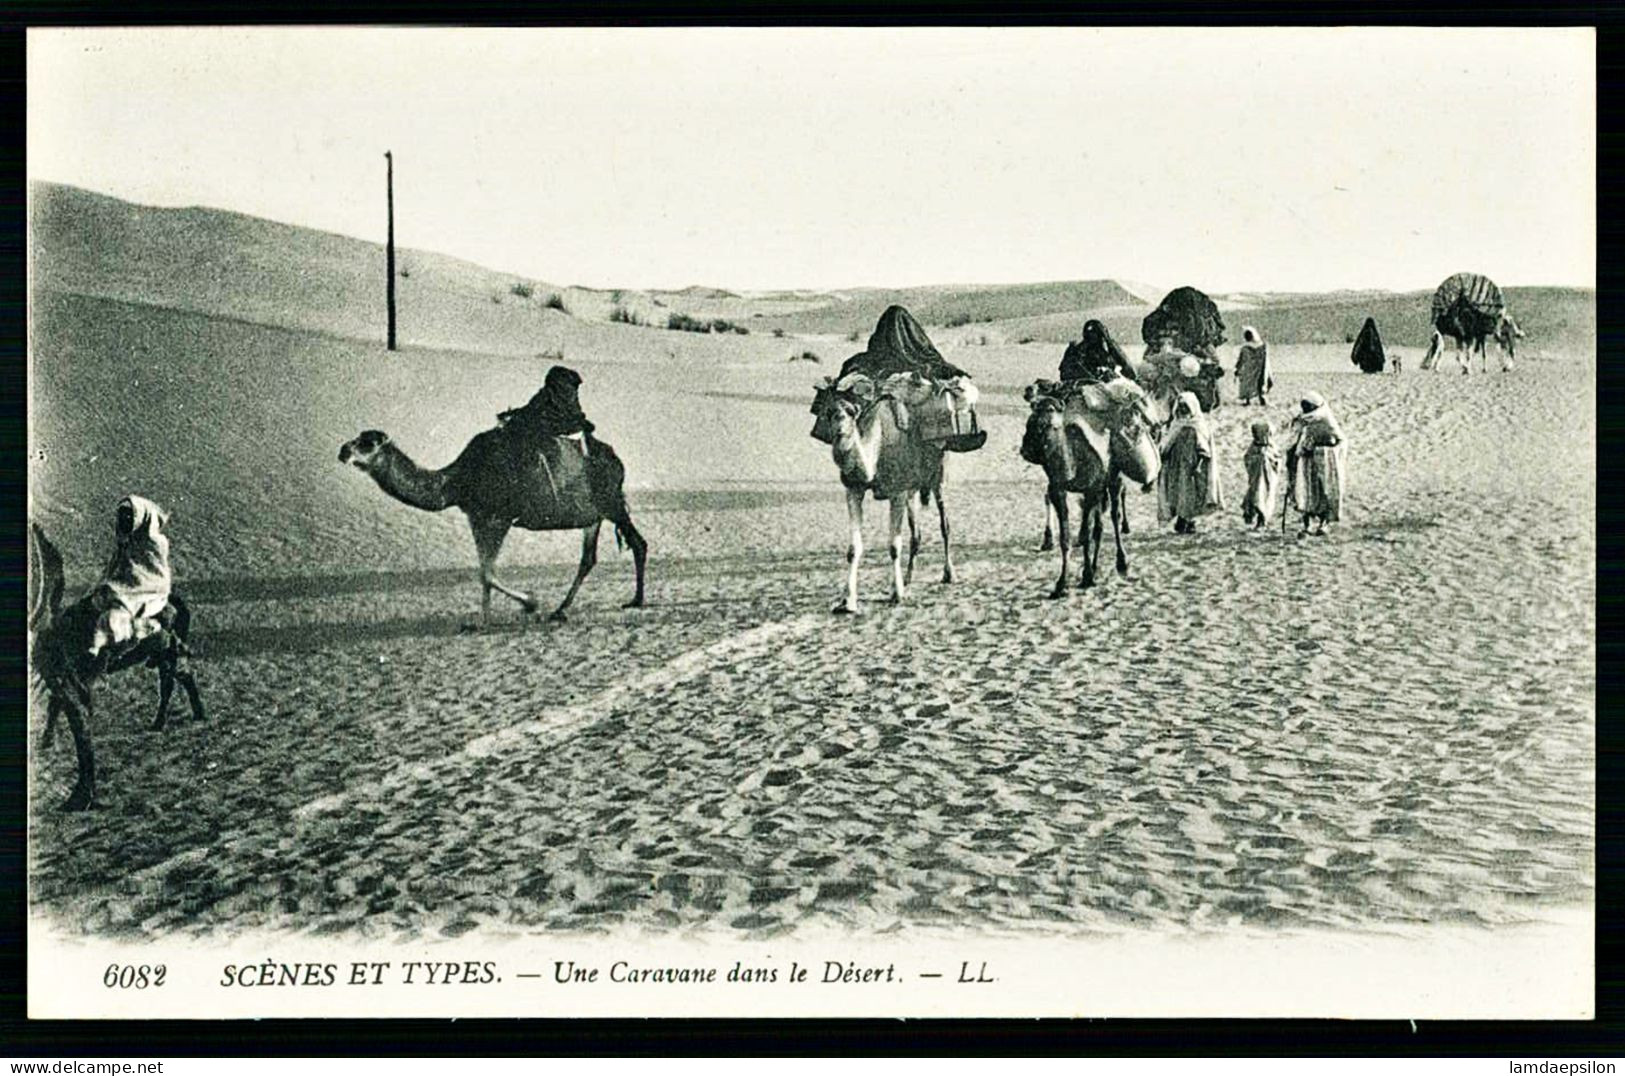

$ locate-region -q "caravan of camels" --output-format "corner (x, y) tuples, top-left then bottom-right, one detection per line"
(28, 275), (1525, 812)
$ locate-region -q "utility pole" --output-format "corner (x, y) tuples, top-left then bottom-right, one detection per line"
(385, 150), (397, 351)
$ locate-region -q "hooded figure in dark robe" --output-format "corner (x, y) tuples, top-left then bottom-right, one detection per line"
(504, 365), (596, 444)
(1059, 319), (1136, 383)
(1351, 317), (1386, 374)
(838, 305), (969, 382)
(1142, 286), (1225, 361)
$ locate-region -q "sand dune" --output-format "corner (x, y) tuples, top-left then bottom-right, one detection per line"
(29, 320), (1594, 938)
(27, 186), (1594, 939)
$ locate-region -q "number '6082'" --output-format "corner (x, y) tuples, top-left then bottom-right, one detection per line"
(103, 964), (166, 989)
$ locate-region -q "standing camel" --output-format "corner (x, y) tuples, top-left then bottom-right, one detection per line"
(1422, 314), (1523, 374)
(1025, 388), (1162, 598)
(29, 523), (204, 811)
(1423, 272), (1524, 374)
(338, 427), (647, 627)
(811, 385), (954, 614)
(1024, 381), (1139, 555)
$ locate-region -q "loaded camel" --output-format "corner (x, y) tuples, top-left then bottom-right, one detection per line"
(1023, 383), (1162, 598)
(1422, 271), (1524, 374)
(338, 425), (647, 627)
(811, 382), (955, 614)
(1422, 314), (1523, 374)
(29, 523), (204, 811)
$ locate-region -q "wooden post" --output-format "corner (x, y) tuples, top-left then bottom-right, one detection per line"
(385, 150), (397, 351)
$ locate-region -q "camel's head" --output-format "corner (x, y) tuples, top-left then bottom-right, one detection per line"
(810, 380), (858, 444)
(339, 430), (391, 470)
(1020, 395), (1068, 464)
(823, 394), (864, 442)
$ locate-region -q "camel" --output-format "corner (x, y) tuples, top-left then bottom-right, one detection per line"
(1024, 387), (1162, 598)
(811, 384), (954, 614)
(338, 426), (647, 627)
(1026, 382), (1135, 552)
(1423, 311), (1523, 374)
(28, 523), (204, 811)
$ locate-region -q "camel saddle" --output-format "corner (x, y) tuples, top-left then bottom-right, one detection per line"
(502, 427), (600, 527)
(1029, 376), (1148, 465)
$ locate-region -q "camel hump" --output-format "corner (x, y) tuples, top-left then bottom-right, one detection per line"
(509, 428), (628, 528)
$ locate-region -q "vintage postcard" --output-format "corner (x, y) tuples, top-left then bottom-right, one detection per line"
(24, 26), (1595, 1020)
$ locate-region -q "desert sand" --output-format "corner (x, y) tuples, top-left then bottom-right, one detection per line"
(27, 187), (1595, 940)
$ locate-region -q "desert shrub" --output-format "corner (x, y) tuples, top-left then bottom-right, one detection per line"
(1017, 335), (1036, 345)
(847, 329), (861, 343)
(536, 348), (564, 361)
(787, 350), (822, 364)
(667, 313), (749, 335)
(773, 328), (786, 338)
(945, 312), (974, 328)
(398, 267), (411, 279)
(610, 305), (642, 325)
(491, 294), (503, 304)
(511, 281), (534, 299)
(543, 293), (568, 312)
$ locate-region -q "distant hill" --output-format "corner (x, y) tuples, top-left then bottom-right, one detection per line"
(747, 280), (1149, 337)
(30, 181), (1594, 358)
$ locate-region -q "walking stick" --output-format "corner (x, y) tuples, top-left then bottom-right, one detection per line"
(1281, 451), (1291, 537)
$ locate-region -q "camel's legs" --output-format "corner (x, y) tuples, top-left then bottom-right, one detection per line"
(549, 522), (602, 623)
(903, 496), (920, 587)
(40, 693), (61, 752)
(175, 667), (205, 723)
(1048, 487), (1071, 600)
(607, 507), (649, 609)
(1117, 476), (1132, 535)
(62, 688), (95, 812)
(887, 496), (909, 604)
(936, 484), (955, 584)
(468, 516), (536, 628)
(1109, 480), (1130, 578)
(836, 487), (864, 614)
(1039, 496), (1055, 552)
(1076, 493), (1102, 589)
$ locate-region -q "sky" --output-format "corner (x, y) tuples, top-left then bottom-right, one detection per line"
(28, 26), (1595, 294)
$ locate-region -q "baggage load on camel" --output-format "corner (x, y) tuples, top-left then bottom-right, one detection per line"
(1431, 272), (1505, 325)
(1021, 375), (1158, 481)
(1430, 271), (1506, 341)
(1133, 347), (1223, 413)
(1142, 286), (1226, 359)
(913, 376), (981, 444)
